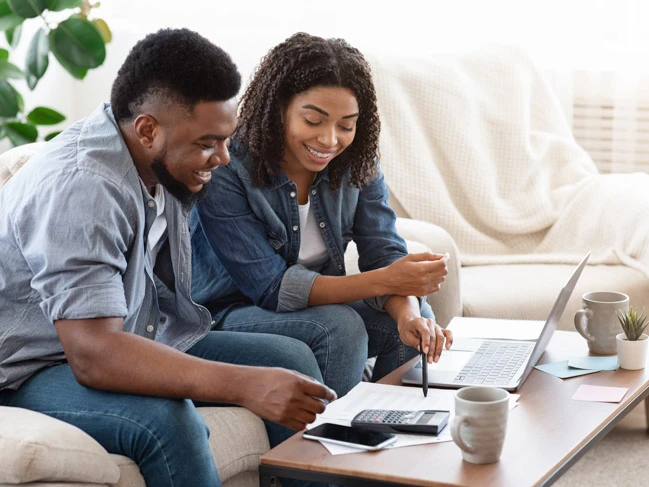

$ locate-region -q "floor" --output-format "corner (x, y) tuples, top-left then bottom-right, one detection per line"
(554, 402), (648, 486)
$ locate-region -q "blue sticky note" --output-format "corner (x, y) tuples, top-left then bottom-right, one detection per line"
(568, 356), (618, 371)
(535, 360), (600, 379)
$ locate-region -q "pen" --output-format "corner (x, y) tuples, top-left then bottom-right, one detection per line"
(420, 336), (428, 397)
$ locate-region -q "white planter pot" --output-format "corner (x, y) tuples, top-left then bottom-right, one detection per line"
(616, 333), (649, 370)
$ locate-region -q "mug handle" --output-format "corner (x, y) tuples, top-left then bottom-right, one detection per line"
(451, 415), (475, 454)
(574, 308), (594, 341)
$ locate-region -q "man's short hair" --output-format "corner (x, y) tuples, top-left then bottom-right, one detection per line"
(110, 28), (241, 123)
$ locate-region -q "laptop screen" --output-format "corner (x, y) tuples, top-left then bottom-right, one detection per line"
(522, 253), (590, 375)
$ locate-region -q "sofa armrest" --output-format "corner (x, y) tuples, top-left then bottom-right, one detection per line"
(344, 218), (461, 327)
(0, 142), (46, 189)
(395, 218), (461, 327)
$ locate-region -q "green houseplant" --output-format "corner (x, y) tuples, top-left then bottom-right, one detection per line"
(616, 306), (649, 341)
(616, 306), (649, 370)
(0, 0), (111, 146)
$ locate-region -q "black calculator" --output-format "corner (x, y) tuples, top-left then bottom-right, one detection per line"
(351, 409), (450, 435)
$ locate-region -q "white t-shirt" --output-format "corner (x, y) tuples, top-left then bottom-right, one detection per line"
(148, 184), (167, 266)
(297, 199), (329, 269)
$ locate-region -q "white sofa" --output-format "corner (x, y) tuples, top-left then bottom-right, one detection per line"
(366, 46), (649, 333)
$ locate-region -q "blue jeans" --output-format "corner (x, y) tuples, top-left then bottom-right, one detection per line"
(0, 331), (327, 487)
(219, 300), (431, 397)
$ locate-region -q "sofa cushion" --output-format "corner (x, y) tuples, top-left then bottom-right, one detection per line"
(462, 263), (649, 331)
(0, 406), (120, 485)
(110, 407), (270, 487)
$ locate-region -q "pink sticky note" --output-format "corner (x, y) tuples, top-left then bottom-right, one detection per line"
(571, 384), (628, 403)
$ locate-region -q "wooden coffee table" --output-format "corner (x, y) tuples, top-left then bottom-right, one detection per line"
(259, 330), (649, 486)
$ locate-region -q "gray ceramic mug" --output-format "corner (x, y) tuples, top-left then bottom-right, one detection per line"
(574, 291), (628, 355)
(450, 386), (509, 464)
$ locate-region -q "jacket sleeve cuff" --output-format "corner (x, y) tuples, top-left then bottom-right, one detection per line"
(365, 295), (426, 312)
(276, 264), (319, 312)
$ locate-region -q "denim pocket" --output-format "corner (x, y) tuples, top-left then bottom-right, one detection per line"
(268, 234), (285, 250)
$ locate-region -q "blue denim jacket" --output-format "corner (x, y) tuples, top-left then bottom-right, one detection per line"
(191, 141), (410, 322)
(0, 104), (213, 390)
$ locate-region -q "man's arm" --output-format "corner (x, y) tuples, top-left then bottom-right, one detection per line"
(56, 318), (336, 431)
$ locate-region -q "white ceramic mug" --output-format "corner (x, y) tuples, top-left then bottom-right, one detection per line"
(450, 386), (509, 464)
(574, 291), (628, 355)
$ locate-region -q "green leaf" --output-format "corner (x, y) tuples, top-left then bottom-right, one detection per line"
(47, 0), (82, 10)
(27, 106), (64, 125)
(6, 0), (47, 18)
(46, 0), (82, 10)
(0, 0), (23, 31)
(6, 23), (22, 48)
(0, 59), (23, 79)
(12, 85), (23, 112)
(44, 130), (60, 141)
(49, 17), (105, 71)
(0, 1), (10, 14)
(26, 28), (48, 89)
(50, 47), (87, 79)
(0, 48), (8, 60)
(4, 121), (37, 146)
(91, 18), (111, 43)
(0, 79), (18, 117)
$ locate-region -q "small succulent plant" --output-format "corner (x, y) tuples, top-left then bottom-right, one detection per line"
(617, 306), (649, 341)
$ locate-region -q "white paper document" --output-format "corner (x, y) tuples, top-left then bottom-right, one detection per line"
(448, 316), (545, 341)
(308, 382), (519, 455)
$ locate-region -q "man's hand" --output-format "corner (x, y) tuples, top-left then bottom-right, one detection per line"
(398, 317), (453, 363)
(380, 252), (448, 297)
(239, 368), (337, 431)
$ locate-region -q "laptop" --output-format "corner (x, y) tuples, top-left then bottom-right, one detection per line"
(401, 252), (590, 392)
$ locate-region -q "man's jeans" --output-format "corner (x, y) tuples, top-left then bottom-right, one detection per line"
(219, 300), (431, 397)
(0, 331), (326, 487)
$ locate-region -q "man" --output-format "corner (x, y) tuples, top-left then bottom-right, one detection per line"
(0, 28), (335, 486)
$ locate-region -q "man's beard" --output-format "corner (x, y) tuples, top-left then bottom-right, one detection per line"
(150, 153), (209, 208)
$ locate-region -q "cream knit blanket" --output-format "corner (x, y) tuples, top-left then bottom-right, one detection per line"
(369, 46), (649, 278)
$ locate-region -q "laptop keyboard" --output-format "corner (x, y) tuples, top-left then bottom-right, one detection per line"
(453, 340), (535, 385)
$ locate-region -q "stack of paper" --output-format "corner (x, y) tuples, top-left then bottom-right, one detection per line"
(308, 382), (519, 455)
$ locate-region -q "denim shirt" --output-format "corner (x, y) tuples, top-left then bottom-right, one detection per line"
(191, 141), (410, 322)
(0, 103), (213, 390)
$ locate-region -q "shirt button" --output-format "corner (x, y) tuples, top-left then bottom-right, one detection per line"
(147, 201), (155, 208)
(292, 225), (298, 232)
(319, 222), (326, 228)
(311, 189), (316, 195)
(289, 191), (296, 198)
(146, 324), (154, 332)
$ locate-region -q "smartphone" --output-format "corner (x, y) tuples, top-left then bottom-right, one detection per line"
(303, 423), (397, 451)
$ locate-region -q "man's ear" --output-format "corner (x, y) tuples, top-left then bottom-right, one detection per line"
(133, 114), (159, 149)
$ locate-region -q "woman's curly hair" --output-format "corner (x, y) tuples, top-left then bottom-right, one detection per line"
(236, 32), (380, 190)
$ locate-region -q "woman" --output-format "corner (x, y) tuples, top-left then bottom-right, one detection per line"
(191, 32), (452, 397)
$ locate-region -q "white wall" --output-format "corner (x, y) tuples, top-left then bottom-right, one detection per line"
(16, 0), (649, 128)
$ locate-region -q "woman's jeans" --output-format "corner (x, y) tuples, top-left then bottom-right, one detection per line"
(219, 300), (432, 397)
(0, 331), (327, 487)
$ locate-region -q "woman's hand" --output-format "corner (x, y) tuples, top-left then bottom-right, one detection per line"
(379, 252), (448, 297)
(397, 316), (453, 363)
